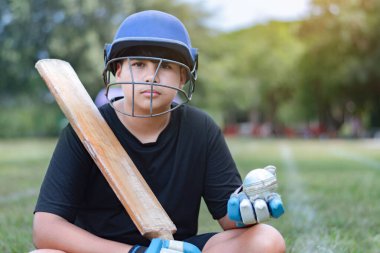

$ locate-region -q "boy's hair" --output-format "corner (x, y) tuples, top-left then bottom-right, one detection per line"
(110, 45), (188, 75)
(117, 45), (188, 66)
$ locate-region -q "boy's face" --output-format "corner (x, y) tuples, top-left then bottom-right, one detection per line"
(115, 57), (187, 116)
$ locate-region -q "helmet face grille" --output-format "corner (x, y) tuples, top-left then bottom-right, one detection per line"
(102, 11), (198, 117)
(103, 56), (195, 118)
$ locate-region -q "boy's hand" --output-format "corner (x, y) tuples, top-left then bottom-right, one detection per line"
(129, 238), (201, 253)
(227, 191), (284, 226)
(227, 166), (285, 226)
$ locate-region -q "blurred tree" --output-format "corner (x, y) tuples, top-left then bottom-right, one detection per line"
(0, 0), (209, 99)
(2, 0), (379, 137)
(199, 21), (304, 130)
(295, 0), (380, 133)
(0, 0), (210, 137)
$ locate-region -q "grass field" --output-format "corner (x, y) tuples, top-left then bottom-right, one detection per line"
(0, 138), (379, 252)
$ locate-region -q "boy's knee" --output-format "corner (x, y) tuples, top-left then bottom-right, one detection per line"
(259, 233), (286, 253)
(249, 224), (286, 253)
(203, 224), (285, 253)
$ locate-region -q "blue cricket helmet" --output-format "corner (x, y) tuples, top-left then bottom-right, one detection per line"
(104, 10), (198, 71)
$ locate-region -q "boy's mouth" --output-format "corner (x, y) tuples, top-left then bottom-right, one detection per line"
(141, 89), (161, 96)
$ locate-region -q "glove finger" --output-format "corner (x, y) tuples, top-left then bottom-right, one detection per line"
(147, 238), (164, 253)
(240, 197), (257, 224)
(253, 199), (270, 223)
(183, 242), (201, 253)
(268, 196), (285, 218)
(162, 240), (183, 251)
(160, 249), (181, 253)
(227, 195), (242, 222)
(162, 240), (201, 253)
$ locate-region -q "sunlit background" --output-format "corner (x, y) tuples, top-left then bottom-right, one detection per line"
(182, 0), (311, 31)
(1, 0), (379, 138)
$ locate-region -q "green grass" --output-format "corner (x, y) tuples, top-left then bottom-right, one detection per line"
(0, 139), (57, 253)
(224, 138), (380, 253)
(1, 138), (380, 252)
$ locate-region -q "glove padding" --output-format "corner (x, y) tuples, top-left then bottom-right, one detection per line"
(227, 166), (285, 226)
(129, 238), (201, 253)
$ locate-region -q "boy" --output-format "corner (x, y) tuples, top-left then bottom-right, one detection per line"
(32, 10), (285, 253)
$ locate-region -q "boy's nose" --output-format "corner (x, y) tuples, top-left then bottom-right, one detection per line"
(144, 62), (160, 83)
(145, 74), (158, 83)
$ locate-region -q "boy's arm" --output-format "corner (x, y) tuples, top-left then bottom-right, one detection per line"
(33, 212), (132, 253)
(217, 215), (238, 230)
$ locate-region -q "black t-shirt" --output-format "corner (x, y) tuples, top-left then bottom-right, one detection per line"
(35, 103), (241, 246)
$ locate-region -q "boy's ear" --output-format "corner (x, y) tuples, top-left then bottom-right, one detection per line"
(180, 67), (187, 86)
(115, 62), (123, 78)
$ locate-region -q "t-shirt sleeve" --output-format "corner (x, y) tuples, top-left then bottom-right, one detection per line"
(34, 124), (93, 222)
(202, 117), (242, 220)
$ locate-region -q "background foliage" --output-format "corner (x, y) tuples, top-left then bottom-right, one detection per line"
(1, 0), (379, 137)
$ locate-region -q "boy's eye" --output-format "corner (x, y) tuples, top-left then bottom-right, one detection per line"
(160, 62), (172, 69)
(131, 61), (144, 67)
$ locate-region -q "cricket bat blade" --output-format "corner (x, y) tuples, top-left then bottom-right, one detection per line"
(35, 59), (176, 240)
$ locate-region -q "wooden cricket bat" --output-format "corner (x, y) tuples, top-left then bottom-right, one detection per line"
(35, 59), (176, 240)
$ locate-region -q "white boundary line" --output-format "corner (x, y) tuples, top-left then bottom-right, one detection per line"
(280, 144), (334, 253)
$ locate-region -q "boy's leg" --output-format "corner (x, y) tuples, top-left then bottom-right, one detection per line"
(183, 233), (218, 250)
(203, 224), (285, 253)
